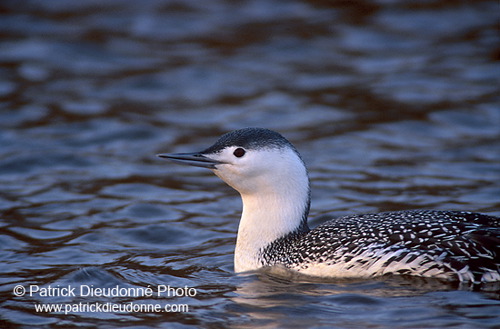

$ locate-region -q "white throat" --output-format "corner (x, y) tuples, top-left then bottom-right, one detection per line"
(230, 149), (310, 273)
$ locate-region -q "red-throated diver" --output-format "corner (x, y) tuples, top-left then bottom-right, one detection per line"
(158, 128), (500, 283)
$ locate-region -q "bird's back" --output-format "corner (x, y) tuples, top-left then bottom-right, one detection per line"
(261, 210), (500, 282)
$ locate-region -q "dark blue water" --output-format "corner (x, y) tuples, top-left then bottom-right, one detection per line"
(1, 0), (500, 328)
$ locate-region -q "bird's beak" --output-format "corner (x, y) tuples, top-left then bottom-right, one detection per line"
(157, 152), (224, 169)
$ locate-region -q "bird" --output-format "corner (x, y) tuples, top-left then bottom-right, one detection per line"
(158, 127), (500, 283)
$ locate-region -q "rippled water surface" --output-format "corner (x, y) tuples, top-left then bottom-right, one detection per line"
(1, 0), (500, 328)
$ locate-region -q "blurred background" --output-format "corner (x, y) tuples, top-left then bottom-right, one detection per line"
(1, 0), (499, 328)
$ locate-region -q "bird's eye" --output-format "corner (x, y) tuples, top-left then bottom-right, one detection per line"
(233, 148), (246, 158)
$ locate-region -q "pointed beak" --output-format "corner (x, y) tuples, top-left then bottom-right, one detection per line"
(157, 152), (224, 169)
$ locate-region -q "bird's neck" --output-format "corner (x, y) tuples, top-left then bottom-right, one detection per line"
(234, 177), (310, 273)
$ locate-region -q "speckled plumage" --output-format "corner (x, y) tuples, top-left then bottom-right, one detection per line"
(260, 210), (500, 282)
(159, 128), (500, 283)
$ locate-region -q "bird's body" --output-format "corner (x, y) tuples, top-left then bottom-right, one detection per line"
(158, 128), (500, 283)
(261, 210), (500, 282)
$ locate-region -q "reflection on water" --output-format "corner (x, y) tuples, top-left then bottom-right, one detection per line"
(1, 0), (499, 328)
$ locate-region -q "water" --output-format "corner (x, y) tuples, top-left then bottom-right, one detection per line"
(1, 0), (500, 328)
